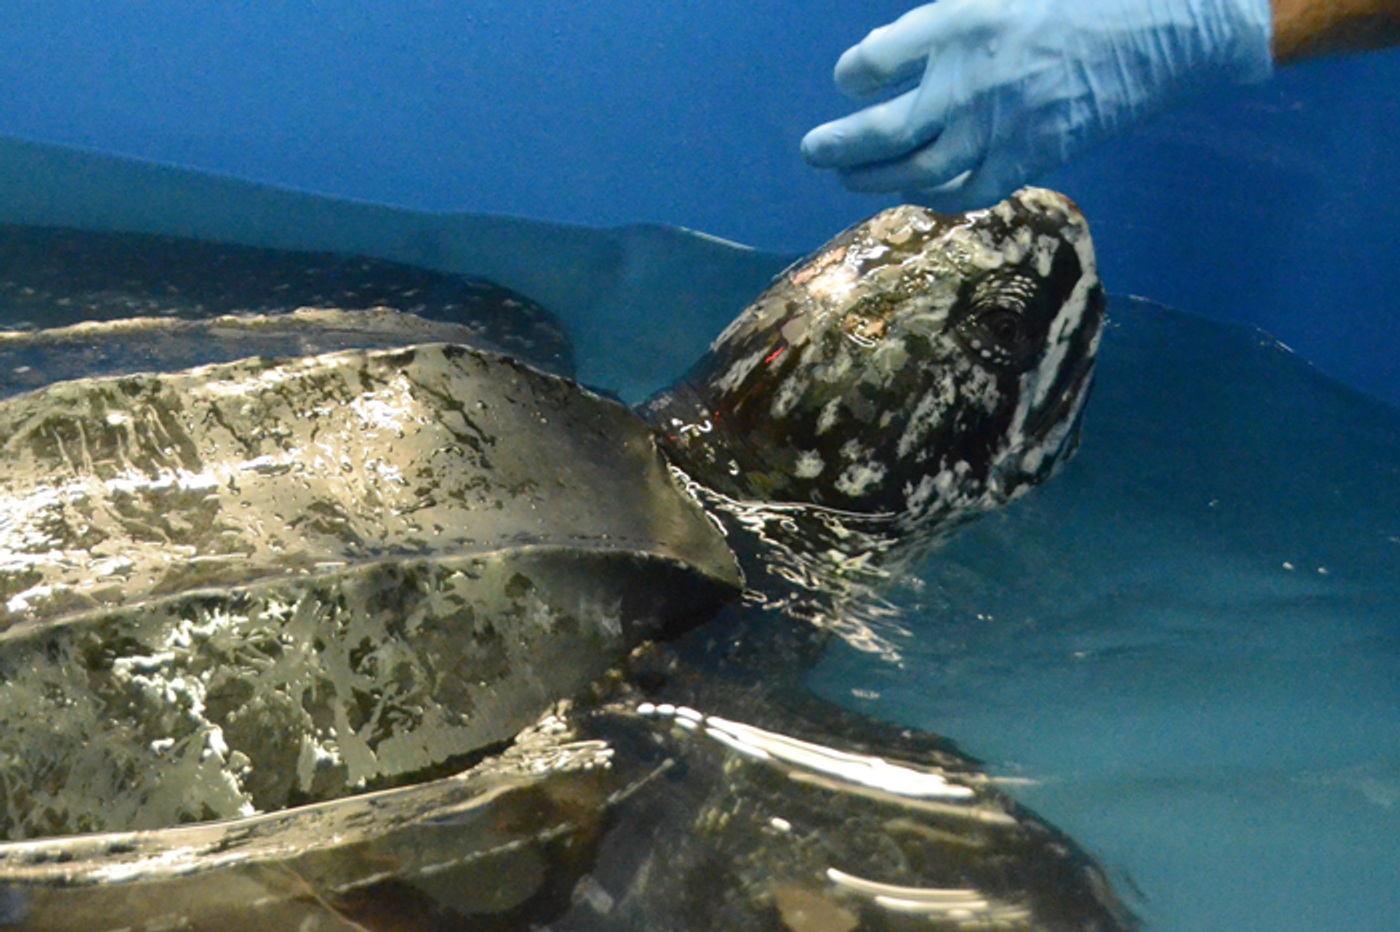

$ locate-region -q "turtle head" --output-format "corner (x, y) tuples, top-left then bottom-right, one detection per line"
(642, 188), (1103, 540)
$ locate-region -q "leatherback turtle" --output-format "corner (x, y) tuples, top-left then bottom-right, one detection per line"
(0, 189), (1131, 931)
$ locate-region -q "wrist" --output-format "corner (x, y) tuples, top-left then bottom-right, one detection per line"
(1272, 0), (1400, 64)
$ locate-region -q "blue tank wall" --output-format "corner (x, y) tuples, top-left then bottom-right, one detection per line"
(0, 0), (1395, 404)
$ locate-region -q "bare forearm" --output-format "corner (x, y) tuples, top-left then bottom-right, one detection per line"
(1271, 0), (1400, 63)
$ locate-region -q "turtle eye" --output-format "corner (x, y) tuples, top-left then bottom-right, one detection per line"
(955, 305), (1036, 372)
(981, 308), (1025, 346)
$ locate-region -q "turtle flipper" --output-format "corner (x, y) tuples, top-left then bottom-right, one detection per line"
(548, 696), (1139, 932)
(0, 707), (624, 932)
(0, 685), (1137, 932)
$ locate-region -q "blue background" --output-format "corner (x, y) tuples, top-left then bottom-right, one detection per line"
(0, 0), (1396, 404)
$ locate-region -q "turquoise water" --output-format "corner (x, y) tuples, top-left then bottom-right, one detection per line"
(0, 4), (1397, 930)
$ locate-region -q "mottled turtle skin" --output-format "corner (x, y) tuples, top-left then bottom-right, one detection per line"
(646, 190), (1099, 524)
(0, 190), (1131, 932)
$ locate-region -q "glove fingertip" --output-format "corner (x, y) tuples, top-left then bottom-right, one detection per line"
(800, 126), (839, 166)
(833, 45), (885, 99)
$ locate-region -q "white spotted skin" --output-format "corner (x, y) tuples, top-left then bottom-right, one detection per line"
(835, 460), (887, 499)
(642, 187), (1104, 546)
(794, 450), (825, 479)
(714, 345), (769, 395)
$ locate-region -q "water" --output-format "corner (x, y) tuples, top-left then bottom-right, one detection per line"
(0, 4), (1397, 930)
(813, 298), (1400, 931)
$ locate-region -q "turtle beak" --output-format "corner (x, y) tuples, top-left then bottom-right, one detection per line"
(1026, 347), (1096, 452)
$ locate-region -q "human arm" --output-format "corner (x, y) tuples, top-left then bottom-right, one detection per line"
(802, 0), (1400, 211)
(1272, 0), (1400, 63)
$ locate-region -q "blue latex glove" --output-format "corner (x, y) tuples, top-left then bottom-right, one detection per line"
(802, 0), (1274, 210)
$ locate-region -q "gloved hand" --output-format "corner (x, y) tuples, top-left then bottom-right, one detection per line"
(802, 0), (1274, 211)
